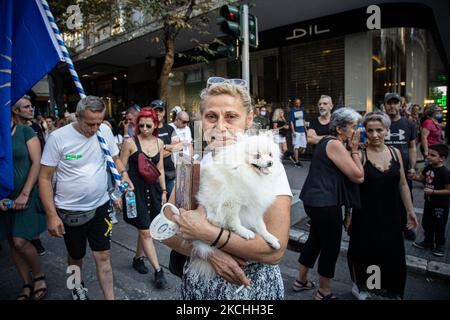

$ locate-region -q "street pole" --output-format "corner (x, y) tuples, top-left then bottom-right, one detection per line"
(241, 4), (250, 89)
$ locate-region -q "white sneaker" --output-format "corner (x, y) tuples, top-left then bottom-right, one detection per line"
(72, 283), (89, 300)
(352, 283), (370, 300)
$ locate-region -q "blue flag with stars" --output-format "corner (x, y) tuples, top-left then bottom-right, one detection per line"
(0, 0), (64, 199)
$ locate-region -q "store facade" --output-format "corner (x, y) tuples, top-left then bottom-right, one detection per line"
(167, 2), (448, 120)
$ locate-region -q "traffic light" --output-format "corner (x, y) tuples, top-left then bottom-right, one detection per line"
(248, 13), (258, 48)
(217, 5), (240, 37)
(215, 5), (240, 57)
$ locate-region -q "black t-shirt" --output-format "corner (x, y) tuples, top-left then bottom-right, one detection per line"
(384, 117), (417, 171)
(272, 120), (289, 137)
(422, 165), (450, 207)
(308, 118), (330, 136)
(157, 124), (176, 175)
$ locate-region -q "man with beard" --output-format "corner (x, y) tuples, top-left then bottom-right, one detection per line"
(384, 92), (418, 241)
(307, 95), (333, 149)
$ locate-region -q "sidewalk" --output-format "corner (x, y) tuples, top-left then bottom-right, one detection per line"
(284, 158), (450, 282)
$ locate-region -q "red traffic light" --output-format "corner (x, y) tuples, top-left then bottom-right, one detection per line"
(220, 5), (239, 22)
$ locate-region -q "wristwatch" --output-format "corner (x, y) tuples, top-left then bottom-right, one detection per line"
(163, 144), (167, 150)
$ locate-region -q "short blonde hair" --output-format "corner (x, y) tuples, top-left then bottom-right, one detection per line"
(199, 83), (253, 115)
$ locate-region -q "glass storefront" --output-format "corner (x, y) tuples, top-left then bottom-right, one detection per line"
(167, 28), (446, 121)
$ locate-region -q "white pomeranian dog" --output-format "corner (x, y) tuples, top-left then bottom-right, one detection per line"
(189, 131), (282, 278)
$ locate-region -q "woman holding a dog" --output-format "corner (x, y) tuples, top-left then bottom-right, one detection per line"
(162, 78), (292, 299)
(294, 107), (364, 300)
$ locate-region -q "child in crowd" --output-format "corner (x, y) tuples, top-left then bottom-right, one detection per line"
(413, 144), (450, 257)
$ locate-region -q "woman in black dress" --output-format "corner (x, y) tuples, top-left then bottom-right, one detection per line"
(346, 112), (418, 300)
(119, 107), (168, 288)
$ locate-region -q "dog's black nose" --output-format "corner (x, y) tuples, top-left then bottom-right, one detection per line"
(267, 161), (273, 167)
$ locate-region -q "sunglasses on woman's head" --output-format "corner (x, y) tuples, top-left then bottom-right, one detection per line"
(206, 76), (248, 89)
(139, 124), (152, 129)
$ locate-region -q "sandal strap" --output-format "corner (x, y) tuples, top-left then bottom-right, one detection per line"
(22, 284), (33, 289)
(294, 279), (314, 288)
(33, 275), (46, 282)
(317, 290), (338, 300)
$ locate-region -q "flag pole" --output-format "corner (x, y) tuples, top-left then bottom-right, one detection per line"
(40, 0), (125, 191)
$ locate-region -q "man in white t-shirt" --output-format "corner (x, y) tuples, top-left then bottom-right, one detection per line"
(39, 96), (132, 300)
(169, 111), (193, 166)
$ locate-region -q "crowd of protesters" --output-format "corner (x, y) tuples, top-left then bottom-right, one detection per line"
(0, 85), (448, 301)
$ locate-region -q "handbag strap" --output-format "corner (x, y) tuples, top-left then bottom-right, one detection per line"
(135, 136), (161, 157)
(134, 136), (143, 153)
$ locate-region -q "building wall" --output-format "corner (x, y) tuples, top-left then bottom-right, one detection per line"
(345, 32), (373, 112)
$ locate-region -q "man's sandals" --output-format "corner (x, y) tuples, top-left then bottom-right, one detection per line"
(292, 279), (315, 292)
(315, 290), (338, 300)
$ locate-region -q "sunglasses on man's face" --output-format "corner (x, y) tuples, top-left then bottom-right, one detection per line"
(206, 76), (248, 89)
(139, 124), (152, 129)
(178, 119), (189, 124)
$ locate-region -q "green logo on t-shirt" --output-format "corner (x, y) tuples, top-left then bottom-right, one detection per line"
(64, 154), (82, 160)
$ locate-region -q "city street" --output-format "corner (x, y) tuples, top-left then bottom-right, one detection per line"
(1, 0), (450, 306)
(1, 160), (449, 300)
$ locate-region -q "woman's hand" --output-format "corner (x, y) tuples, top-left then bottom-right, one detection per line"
(407, 212), (418, 230)
(172, 206), (212, 242)
(161, 192), (167, 205)
(424, 188), (434, 196)
(13, 193), (29, 210)
(207, 250), (251, 286)
(343, 214), (352, 233)
(113, 198), (122, 211)
(122, 175), (134, 191)
(348, 130), (361, 152)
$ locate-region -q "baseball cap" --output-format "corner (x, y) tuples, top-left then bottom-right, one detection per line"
(384, 93), (401, 103)
(150, 99), (165, 110)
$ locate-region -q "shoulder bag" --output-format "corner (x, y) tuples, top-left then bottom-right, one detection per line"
(135, 137), (161, 184)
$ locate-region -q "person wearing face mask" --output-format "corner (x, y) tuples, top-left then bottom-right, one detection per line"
(307, 95), (333, 151)
(294, 107), (364, 300)
(421, 105), (444, 159)
(253, 106), (270, 130)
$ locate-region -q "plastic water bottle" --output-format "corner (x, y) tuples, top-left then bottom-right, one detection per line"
(110, 182), (128, 201)
(358, 123), (366, 144)
(3, 199), (14, 209)
(125, 190), (137, 219)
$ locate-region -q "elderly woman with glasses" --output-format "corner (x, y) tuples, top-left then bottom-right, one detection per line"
(162, 78), (292, 299)
(293, 107), (364, 300)
(346, 112), (418, 300)
(119, 107), (168, 289)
